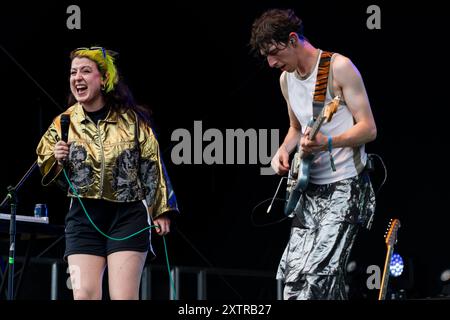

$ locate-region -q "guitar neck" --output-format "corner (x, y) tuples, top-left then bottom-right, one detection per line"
(378, 245), (394, 300)
(308, 114), (326, 140)
(297, 114), (325, 159)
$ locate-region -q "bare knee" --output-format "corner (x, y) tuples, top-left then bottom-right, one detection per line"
(67, 254), (106, 300)
(73, 287), (102, 300)
(107, 251), (147, 300)
(109, 290), (139, 300)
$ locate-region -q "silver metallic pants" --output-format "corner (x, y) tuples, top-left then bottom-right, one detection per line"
(277, 173), (375, 300)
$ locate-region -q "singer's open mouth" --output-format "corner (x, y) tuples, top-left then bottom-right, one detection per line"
(76, 84), (88, 94)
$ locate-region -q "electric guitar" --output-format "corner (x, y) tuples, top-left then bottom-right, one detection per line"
(284, 96), (340, 216)
(378, 218), (401, 300)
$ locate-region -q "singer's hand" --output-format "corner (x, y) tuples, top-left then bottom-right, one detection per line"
(153, 214), (171, 236)
(54, 141), (71, 165)
(271, 146), (290, 175)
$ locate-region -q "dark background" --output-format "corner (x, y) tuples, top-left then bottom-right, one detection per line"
(1, 0), (449, 299)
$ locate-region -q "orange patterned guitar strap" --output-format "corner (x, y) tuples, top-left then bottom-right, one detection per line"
(312, 51), (334, 118)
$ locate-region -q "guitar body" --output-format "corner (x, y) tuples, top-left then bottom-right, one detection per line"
(283, 153), (314, 216)
(284, 185), (301, 216)
(284, 152), (300, 216)
(296, 153), (314, 192)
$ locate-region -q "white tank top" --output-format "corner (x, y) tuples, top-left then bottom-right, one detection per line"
(280, 50), (366, 185)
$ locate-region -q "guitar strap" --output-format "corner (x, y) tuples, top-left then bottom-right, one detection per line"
(289, 51), (334, 225)
(312, 51), (334, 118)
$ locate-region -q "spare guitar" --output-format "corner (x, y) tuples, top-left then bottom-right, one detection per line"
(378, 218), (401, 300)
(284, 95), (340, 216)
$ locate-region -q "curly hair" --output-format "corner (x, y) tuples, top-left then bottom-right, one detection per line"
(249, 8), (304, 57)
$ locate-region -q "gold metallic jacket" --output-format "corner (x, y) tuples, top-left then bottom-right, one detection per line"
(36, 103), (178, 219)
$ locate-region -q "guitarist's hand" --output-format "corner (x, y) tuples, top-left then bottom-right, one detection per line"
(271, 146), (290, 175)
(300, 129), (328, 155)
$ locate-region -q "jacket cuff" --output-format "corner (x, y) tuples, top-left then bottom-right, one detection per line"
(41, 158), (64, 187)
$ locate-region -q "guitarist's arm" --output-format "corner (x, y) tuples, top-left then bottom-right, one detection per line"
(331, 55), (377, 148)
(301, 55), (377, 153)
(271, 72), (303, 175)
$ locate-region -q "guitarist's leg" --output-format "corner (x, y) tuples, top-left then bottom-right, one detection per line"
(278, 222), (359, 300)
(276, 175), (374, 300)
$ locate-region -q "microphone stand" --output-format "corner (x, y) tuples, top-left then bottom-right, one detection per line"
(0, 161), (37, 209)
(6, 186), (17, 301)
(0, 161), (37, 300)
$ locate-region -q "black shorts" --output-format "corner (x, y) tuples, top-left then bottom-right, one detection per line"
(64, 198), (152, 260)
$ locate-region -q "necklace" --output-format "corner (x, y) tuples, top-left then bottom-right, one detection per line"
(296, 49), (320, 80)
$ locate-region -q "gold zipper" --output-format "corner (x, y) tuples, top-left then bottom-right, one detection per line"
(97, 120), (105, 197)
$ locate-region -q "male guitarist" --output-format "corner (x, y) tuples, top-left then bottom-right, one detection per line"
(250, 8), (377, 300)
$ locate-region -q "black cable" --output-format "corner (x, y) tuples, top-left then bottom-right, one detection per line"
(369, 153), (387, 196)
(250, 197), (290, 227)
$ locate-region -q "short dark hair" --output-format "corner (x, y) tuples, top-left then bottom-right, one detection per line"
(249, 8), (304, 57)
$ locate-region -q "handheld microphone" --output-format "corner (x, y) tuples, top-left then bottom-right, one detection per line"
(60, 114), (70, 143)
(59, 114), (70, 166)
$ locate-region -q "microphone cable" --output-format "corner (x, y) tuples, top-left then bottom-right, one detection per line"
(63, 168), (176, 299)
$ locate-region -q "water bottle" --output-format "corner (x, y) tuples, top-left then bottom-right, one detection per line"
(34, 203), (48, 218)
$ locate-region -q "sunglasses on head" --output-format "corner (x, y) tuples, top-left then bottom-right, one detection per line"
(73, 46), (107, 58)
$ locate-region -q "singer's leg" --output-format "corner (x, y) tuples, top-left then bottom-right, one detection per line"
(107, 250), (147, 300)
(67, 254), (106, 300)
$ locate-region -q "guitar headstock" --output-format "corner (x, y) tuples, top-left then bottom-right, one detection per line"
(384, 218), (401, 247)
(323, 96), (340, 122)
